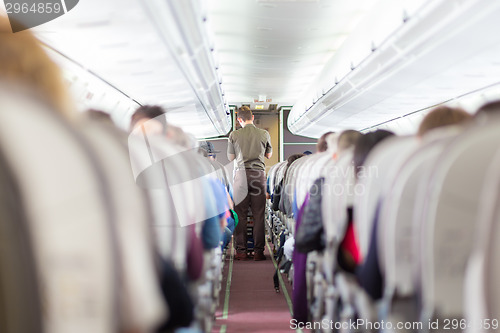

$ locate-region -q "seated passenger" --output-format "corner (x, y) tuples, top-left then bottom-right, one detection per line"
(315, 131), (334, 153)
(0, 20), (174, 332)
(198, 141), (232, 195)
(353, 130), (395, 299)
(129, 107), (206, 274)
(272, 154), (305, 212)
(130, 105), (167, 132)
(292, 131), (340, 324)
(198, 141), (235, 251)
(156, 255), (195, 332)
(334, 129), (362, 159)
(0, 17), (73, 117)
(474, 100), (500, 123)
(295, 129), (362, 254)
(202, 177), (230, 250)
(86, 109), (115, 125)
(357, 107), (471, 301)
(417, 105), (471, 137)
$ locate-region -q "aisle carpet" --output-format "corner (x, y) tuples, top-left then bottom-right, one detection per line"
(211, 243), (298, 333)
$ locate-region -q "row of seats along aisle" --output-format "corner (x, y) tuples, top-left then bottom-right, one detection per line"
(0, 84), (229, 333)
(266, 108), (500, 333)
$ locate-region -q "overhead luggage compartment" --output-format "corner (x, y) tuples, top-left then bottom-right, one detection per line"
(34, 0), (231, 138)
(288, 0), (500, 137)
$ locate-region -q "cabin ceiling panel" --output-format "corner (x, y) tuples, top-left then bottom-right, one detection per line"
(206, 0), (374, 105)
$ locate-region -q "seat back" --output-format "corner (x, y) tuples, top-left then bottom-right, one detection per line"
(354, 136), (418, 260)
(129, 136), (187, 271)
(129, 134), (213, 272)
(276, 160), (288, 179)
(322, 151), (355, 245)
(282, 156), (310, 217)
(0, 86), (117, 333)
(295, 153), (326, 209)
(465, 143), (500, 333)
(274, 162), (288, 196)
(295, 152), (333, 217)
(482, 153), (500, 327)
(268, 161), (286, 194)
(80, 123), (167, 330)
(0, 142), (43, 333)
(379, 129), (459, 298)
(419, 122), (500, 320)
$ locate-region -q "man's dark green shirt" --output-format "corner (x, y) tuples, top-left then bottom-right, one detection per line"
(227, 124), (272, 171)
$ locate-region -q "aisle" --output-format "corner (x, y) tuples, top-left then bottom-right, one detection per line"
(212, 242), (297, 333)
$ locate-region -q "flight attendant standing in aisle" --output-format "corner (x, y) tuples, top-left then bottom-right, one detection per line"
(228, 106), (273, 261)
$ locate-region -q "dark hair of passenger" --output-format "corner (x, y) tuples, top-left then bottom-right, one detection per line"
(130, 105), (166, 129)
(287, 153), (305, 165)
(316, 131), (334, 153)
(474, 100), (500, 119)
(284, 153), (305, 180)
(303, 150), (313, 155)
(417, 106), (471, 137)
(86, 109), (114, 125)
(237, 106), (253, 121)
(337, 130), (362, 153)
(353, 130), (395, 177)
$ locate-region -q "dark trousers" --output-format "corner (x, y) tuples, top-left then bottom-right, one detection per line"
(233, 169), (266, 253)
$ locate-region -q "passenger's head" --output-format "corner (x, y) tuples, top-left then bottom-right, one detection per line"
(237, 106), (253, 124)
(0, 17), (72, 116)
(353, 130), (395, 178)
(86, 109), (114, 125)
(417, 106), (471, 137)
(303, 150), (313, 155)
(284, 153), (305, 179)
(337, 130), (362, 156)
(130, 105), (166, 131)
(474, 101), (500, 122)
(287, 153), (305, 165)
(316, 131), (334, 153)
